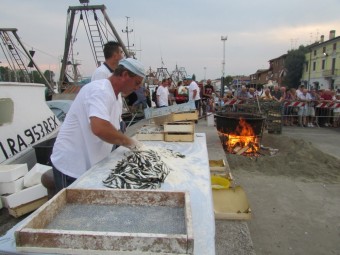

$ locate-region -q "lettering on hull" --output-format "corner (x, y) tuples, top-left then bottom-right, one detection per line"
(0, 115), (59, 163)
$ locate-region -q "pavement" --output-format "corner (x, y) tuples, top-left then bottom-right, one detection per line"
(128, 117), (340, 255)
(1, 116), (340, 255)
(127, 116), (256, 255)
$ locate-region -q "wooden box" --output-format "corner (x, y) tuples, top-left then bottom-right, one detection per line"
(15, 188), (194, 254)
(153, 111), (198, 125)
(164, 122), (195, 133)
(171, 110), (198, 122)
(164, 133), (194, 142)
(136, 124), (164, 141)
(209, 159), (228, 173)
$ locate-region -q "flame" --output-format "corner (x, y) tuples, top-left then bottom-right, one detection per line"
(226, 118), (259, 153)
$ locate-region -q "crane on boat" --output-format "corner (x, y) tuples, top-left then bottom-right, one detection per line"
(0, 28), (55, 92)
(58, 2), (131, 92)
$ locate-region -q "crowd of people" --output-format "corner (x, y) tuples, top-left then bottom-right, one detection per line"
(148, 77), (217, 120)
(220, 84), (340, 128)
(130, 75), (340, 129)
(49, 38), (339, 192)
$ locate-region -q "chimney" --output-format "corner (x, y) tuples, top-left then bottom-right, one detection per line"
(320, 35), (324, 42)
(329, 30), (336, 40)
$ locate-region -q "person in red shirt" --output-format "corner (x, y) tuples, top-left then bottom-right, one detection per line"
(319, 89), (333, 126)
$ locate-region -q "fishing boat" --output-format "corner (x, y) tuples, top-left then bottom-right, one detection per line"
(0, 27), (61, 168)
(0, 82), (60, 168)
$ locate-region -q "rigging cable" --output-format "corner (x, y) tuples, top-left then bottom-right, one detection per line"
(82, 10), (98, 65)
(0, 34), (16, 72)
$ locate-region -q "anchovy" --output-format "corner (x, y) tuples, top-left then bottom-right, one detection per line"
(102, 149), (184, 190)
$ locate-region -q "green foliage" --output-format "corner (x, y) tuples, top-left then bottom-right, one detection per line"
(224, 75), (233, 86)
(283, 45), (308, 89)
(0, 66), (17, 81)
(0, 67), (55, 86)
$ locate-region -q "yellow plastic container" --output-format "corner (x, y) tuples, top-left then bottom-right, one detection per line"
(211, 175), (230, 189)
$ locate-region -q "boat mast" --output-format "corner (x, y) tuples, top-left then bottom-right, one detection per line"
(58, 3), (130, 92)
(0, 28), (55, 93)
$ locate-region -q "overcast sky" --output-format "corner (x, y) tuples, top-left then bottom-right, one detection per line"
(1, 0), (340, 81)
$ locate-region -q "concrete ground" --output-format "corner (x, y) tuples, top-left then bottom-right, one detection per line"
(194, 119), (340, 255)
(238, 126), (340, 255)
(1, 117), (339, 255)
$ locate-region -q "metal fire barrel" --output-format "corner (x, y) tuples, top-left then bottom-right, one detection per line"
(214, 112), (266, 136)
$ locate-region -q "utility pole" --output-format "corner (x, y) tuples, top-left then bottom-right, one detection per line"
(204, 67), (207, 82)
(221, 36), (227, 77)
(122, 16), (134, 54)
(221, 35), (227, 97)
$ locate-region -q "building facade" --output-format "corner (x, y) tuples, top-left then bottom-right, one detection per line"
(249, 69), (270, 87)
(268, 54), (287, 87)
(302, 30), (340, 91)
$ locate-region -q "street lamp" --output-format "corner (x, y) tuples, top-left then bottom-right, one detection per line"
(221, 36), (227, 77)
(221, 35), (227, 97)
(204, 67), (207, 82)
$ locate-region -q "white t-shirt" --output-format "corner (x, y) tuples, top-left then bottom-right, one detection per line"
(188, 81), (201, 101)
(91, 63), (123, 124)
(297, 92), (312, 109)
(51, 79), (122, 178)
(157, 86), (169, 107)
(91, 64), (113, 81)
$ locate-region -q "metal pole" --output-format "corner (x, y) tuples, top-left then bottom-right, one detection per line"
(12, 29), (55, 93)
(221, 36), (227, 97)
(221, 36), (227, 77)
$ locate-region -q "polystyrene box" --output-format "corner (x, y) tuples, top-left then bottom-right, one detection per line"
(1, 184), (47, 208)
(0, 177), (24, 195)
(0, 164), (28, 182)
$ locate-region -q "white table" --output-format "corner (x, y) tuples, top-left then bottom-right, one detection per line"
(0, 133), (215, 255)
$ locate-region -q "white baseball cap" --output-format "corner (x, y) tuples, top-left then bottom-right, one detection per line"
(119, 58), (146, 78)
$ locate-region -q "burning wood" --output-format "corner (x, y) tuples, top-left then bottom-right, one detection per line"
(219, 118), (261, 156)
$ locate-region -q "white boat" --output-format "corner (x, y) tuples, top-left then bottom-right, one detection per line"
(0, 82), (61, 168)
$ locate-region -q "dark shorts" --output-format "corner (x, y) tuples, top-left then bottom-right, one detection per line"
(52, 164), (76, 193)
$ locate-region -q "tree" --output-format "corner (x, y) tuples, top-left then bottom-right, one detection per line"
(283, 45), (308, 89)
(44, 70), (55, 83)
(224, 75), (233, 86)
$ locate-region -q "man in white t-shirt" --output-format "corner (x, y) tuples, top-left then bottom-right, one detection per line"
(185, 75), (201, 109)
(51, 58), (145, 192)
(156, 79), (170, 107)
(297, 88), (312, 127)
(91, 41), (124, 81)
(91, 41), (126, 133)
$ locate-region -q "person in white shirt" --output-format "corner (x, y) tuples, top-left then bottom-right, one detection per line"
(156, 79), (170, 107)
(91, 41), (126, 133)
(297, 88), (312, 127)
(91, 41), (124, 81)
(51, 58), (145, 192)
(185, 75), (201, 109)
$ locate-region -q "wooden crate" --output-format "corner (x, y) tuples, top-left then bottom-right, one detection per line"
(136, 133), (164, 141)
(171, 110), (198, 122)
(209, 159), (228, 173)
(136, 124), (164, 141)
(15, 188), (194, 255)
(164, 122), (195, 133)
(8, 196), (48, 218)
(153, 110), (198, 125)
(164, 133), (194, 142)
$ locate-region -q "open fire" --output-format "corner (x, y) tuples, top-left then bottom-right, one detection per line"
(225, 119), (260, 154)
(215, 112), (265, 156)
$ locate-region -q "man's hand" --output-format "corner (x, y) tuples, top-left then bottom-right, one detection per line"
(126, 138), (144, 151)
